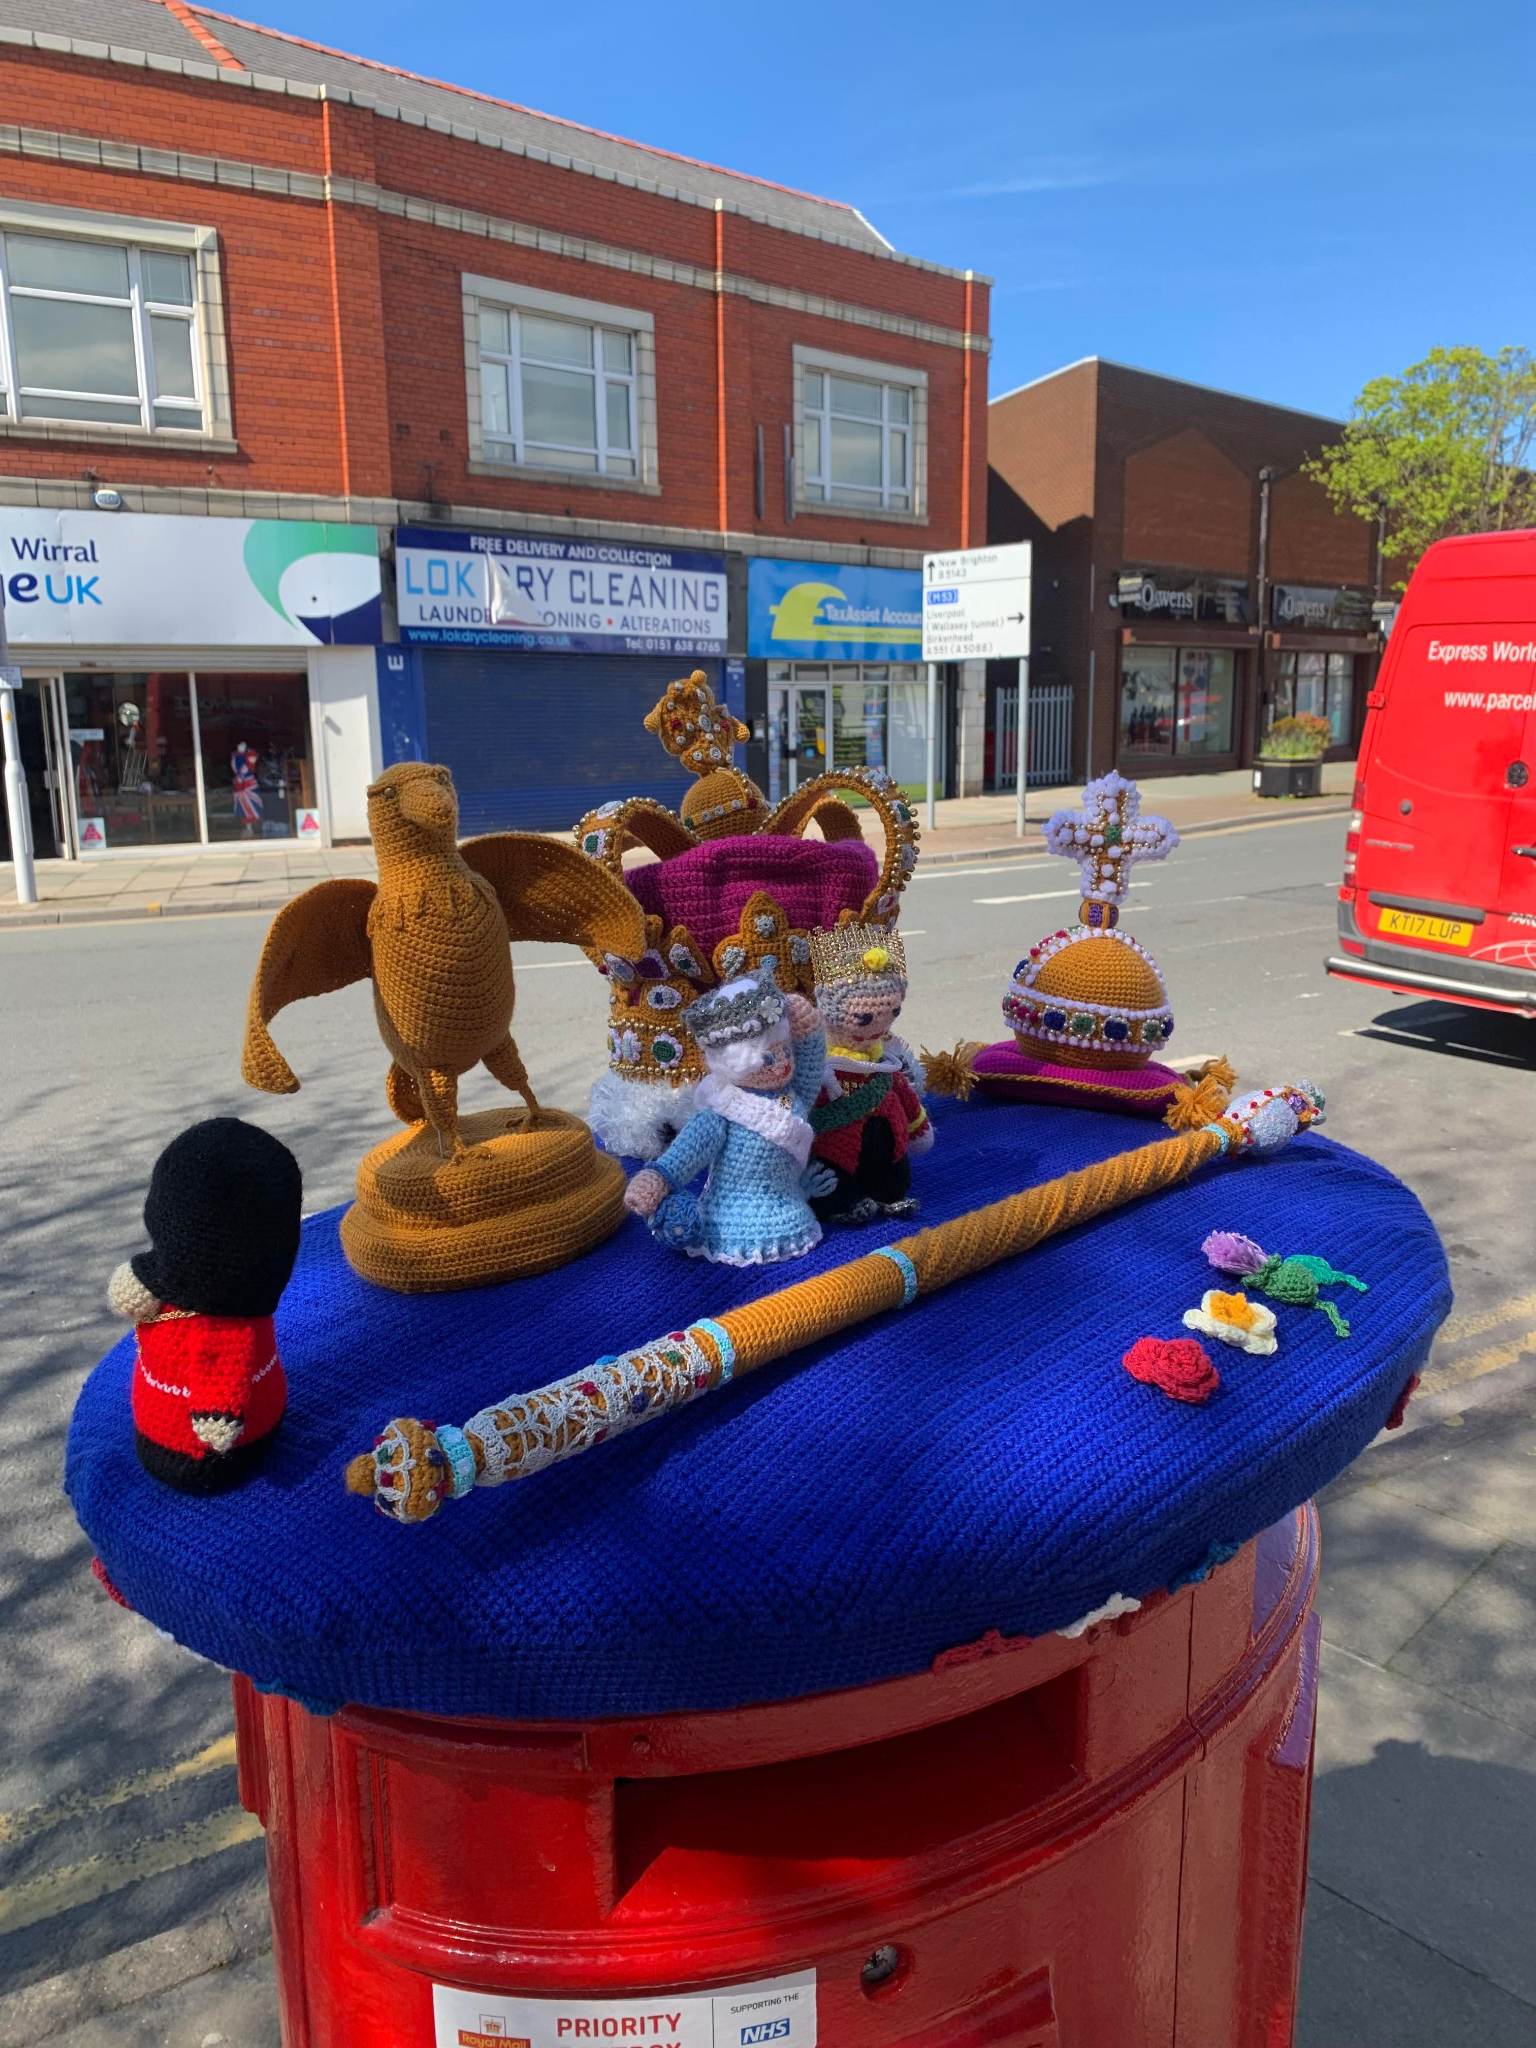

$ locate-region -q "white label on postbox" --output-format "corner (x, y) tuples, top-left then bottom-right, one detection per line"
(431, 1969), (816, 2048)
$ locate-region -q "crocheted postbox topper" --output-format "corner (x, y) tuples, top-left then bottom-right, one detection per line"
(927, 771), (1194, 1118)
(574, 671), (920, 1158)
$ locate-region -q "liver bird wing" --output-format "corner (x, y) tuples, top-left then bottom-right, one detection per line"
(460, 833), (646, 961)
(241, 878), (377, 1094)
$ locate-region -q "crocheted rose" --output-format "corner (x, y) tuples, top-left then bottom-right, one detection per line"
(1122, 1335), (1221, 1404)
(1202, 1230), (1267, 1277)
(1183, 1289), (1278, 1356)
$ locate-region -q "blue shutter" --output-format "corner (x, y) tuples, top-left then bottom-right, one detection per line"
(420, 652), (707, 832)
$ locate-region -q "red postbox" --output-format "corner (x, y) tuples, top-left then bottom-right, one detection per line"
(234, 1506), (1319, 2048)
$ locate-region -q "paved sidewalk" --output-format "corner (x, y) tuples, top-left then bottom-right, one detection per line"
(1, 765), (1350, 927)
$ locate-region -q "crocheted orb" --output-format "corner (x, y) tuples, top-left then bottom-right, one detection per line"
(1008, 929), (1172, 1071)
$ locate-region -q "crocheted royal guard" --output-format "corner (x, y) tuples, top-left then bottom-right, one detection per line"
(926, 771), (1206, 1118)
(572, 671), (919, 1159)
(108, 1119), (302, 1492)
(807, 923), (932, 1226)
(623, 972), (827, 1266)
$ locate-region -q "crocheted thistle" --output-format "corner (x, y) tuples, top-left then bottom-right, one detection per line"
(923, 772), (1207, 1118)
(574, 671), (921, 1158)
(808, 923), (932, 1227)
(241, 763), (649, 1291)
(1203, 1229), (1367, 1337)
(109, 1119), (301, 1492)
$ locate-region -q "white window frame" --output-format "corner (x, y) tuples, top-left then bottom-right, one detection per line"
(793, 344), (928, 520)
(0, 199), (233, 449)
(462, 275), (659, 490)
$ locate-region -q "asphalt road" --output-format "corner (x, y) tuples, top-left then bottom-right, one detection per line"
(1, 809), (1533, 2020)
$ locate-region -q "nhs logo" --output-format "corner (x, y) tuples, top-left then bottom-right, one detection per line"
(740, 2025), (791, 2044)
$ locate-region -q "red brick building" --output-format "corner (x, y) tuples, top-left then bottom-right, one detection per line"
(988, 358), (1383, 784)
(0, 0), (988, 858)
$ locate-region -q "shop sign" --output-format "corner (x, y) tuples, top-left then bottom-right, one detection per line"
(0, 511), (381, 647)
(747, 557), (922, 661)
(1271, 583), (1373, 632)
(1111, 568), (1251, 626)
(396, 528), (727, 656)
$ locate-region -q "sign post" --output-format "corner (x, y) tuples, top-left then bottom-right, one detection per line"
(922, 543), (1032, 836)
(1, 580), (38, 906)
(924, 662), (938, 830)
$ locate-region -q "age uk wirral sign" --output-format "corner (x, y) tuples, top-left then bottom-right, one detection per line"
(396, 528), (727, 657)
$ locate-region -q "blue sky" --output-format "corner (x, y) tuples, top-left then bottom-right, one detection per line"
(241, 0), (1533, 422)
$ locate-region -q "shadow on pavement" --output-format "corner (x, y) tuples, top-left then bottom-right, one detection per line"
(1351, 999), (1536, 1069)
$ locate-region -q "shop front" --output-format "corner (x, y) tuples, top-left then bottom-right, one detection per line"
(390, 526), (732, 832)
(1, 510), (382, 860)
(745, 556), (938, 802)
(1264, 583), (1375, 754)
(1110, 568), (1254, 772)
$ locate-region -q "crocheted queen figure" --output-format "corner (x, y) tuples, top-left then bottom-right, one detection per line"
(929, 771), (1193, 1118)
(624, 973), (827, 1266)
(808, 923), (933, 1226)
(574, 671), (919, 1159)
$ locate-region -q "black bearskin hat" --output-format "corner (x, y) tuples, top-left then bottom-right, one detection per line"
(129, 1119), (302, 1318)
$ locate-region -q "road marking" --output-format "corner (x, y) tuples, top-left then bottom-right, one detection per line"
(0, 1735), (237, 1849)
(1441, 1290), (1536, 1347)
(1420, 1330), (1536, 1397)
(0, 1804), (261, 1937)
(972, 888), (1081, 907)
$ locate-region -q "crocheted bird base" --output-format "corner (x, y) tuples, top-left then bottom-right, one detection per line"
(575, 671), (921, 1158)
(341, 1108), (626, 1293)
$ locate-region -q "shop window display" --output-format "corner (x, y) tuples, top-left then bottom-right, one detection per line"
(1272, 651), (1355, 745)
(196, 674), (314, 843)
(1119, 648), (1236, 759)
(65, 673), (200, 850)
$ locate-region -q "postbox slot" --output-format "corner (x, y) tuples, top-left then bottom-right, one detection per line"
(611, 1672), (1083, 1912)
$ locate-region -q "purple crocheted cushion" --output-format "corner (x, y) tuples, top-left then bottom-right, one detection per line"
(969, 1039), (1184, 1118)
(627, 834), (879, 953)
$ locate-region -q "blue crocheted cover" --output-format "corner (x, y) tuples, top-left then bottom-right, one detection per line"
(66, 1101), (1448, 1719)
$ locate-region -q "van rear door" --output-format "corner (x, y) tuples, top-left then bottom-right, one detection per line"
(1358, 626), (1522, 942)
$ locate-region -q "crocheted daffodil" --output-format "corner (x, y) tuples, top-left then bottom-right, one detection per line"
(1182, 1289), (1278, 1356)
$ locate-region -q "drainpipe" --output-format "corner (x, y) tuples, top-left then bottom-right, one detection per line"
(1255, 466), (1276, 746)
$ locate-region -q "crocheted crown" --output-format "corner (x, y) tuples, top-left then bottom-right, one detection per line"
(684, 973), (787, 1049)
(1001, 771), (1179, 1071)
(808, 921), (907, 989)
(574, 674), (919, 1138)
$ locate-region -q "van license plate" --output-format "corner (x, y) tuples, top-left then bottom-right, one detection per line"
(1377, 907), (1474, 947)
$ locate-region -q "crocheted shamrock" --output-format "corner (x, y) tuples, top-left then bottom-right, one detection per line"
(1202, 1230), (1367, 1338)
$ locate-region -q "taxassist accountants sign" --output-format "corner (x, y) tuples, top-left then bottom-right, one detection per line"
(747, 558), (922, 662)
(0, 511), (381, 646)
(396, 528), (727, 657)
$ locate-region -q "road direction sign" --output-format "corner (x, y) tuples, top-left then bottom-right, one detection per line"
(920, 543), (1032, 662)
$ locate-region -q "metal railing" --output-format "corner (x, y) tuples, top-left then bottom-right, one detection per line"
(992, 681), (1073, 790)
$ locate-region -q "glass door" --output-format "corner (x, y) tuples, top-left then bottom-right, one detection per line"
(769, 680), (831, 799)
(0, 675), (64, 861)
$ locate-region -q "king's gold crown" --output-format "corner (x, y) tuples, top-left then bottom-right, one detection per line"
(809, 922), (908, 987)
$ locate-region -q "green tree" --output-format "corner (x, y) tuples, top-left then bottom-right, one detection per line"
(1305, 346), (1536, 589)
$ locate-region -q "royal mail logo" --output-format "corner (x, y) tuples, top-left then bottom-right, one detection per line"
(740, 2023), (792, 2043)
(457, 2028), (529, 2048)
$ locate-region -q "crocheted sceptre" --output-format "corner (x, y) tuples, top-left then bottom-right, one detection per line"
(346, 1083), (1324, 1523)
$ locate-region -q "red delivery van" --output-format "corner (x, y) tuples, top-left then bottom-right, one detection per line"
(1327, 529), (1536, 1017)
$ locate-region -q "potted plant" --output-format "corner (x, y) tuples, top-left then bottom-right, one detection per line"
(1254, 713), (1331, 798)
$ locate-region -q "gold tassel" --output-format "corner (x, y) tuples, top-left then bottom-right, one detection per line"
(921, 1041), (985, 1100)
(1164, 1056), (1236, 1133)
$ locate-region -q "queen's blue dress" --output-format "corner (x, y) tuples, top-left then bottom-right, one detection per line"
(647, 1027), (826, 1266)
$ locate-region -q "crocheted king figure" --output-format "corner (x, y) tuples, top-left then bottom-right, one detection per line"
(807, 923), (932, 1225)
(108, 1119), (302, 1493)
(624, 972), (827, 1266)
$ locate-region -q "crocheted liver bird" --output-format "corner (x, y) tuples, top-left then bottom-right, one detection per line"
(241, 762), (645, 1155)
